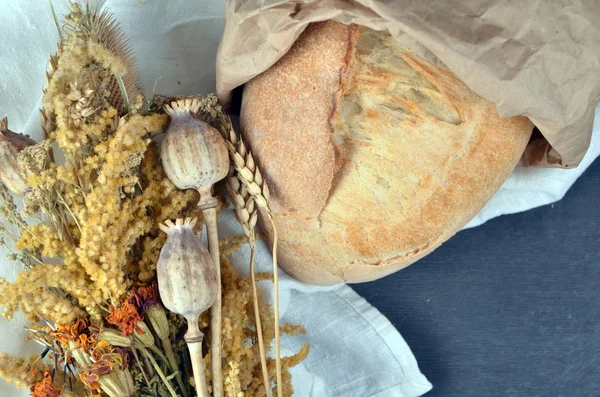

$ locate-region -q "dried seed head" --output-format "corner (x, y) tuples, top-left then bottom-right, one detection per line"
(99, 328), (132, 347)
(157, 218), (218, 319)
(0, 117), (36, 195)
(145, 304), (169, 341)
(160, 99), (229, 208)
(227, 173), (258, 240)
(133, 321), (155, 347)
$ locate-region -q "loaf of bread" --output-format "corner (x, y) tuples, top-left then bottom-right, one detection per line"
(240, 21), (533, 285)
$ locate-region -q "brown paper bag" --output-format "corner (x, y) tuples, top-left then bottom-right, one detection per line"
(216, 0), (600, 168)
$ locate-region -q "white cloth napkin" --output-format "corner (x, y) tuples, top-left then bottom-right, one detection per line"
(0, 1), (598, 396)
(218, 210), (433, 397)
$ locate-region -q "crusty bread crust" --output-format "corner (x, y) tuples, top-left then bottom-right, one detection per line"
(241, 22), (533, 285)
(241, 22), (359, 219)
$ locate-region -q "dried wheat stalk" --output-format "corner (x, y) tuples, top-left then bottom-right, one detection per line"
(226, 174), (271, 397)
(221, 118), (283, 397)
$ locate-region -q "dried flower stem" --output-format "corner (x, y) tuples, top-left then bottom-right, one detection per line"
(50, 1), (63, 43)
(138, 346), (178, 397)
(56, 191), (82, 233)
(131, 349), (152, 390)
(116, 75), (130, 113)
(184, 320), (210, 397)
(149, 345), (171, 369)
(146, 76), (161, 113)
(162, 336), (190, 397)
(202, 206), (224, 397)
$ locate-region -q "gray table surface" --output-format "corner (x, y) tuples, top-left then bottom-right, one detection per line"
(353, 158), (600, 397)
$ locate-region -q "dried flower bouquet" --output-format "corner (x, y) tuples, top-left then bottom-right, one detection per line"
(0, 3), (307, 397)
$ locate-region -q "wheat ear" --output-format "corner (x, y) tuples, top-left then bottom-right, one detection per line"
(226, 174), (272, 397)
(222, 120), (283, 397)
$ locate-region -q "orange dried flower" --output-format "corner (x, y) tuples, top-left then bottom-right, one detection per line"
(78, 333), (97, 352)
(91, 341), (113, 361)
(79, 368), (103, 393)
(106, 300), (142, 336)
(51, 319), (88, 345)
(30, 371), (61, 397)
(90, 340), (125, 369)
(80, 353), (123, 393)
(79, 344), (119, 393)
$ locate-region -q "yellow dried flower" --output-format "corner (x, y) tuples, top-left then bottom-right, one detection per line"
(16, 139), (51, 182)
(224, 361), (244, 397)
(0, 353), (49, 389)
(215, 254), (308, 396)
(0, 264), (92, 323)
(87, 41), (128, 78)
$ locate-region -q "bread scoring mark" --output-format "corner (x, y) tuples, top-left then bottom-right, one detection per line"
(327, 24), (360, 135)
(317, 26), (473, 265)
(354, 29), (463, 127)
(379, 102), (407, 121)
(319, 24), (362, 219)
(400, 54), (463, 126)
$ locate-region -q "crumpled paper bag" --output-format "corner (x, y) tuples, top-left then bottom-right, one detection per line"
(216, 0), (600, 168)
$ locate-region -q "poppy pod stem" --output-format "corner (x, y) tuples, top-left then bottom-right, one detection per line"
(185, 315), (210, 397)
(202, 205), (223, 397)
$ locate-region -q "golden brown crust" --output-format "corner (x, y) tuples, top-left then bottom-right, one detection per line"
(242, 22), (533, 285)
(241, 22), (359, 218)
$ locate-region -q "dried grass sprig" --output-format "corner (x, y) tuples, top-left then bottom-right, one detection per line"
(63, 3), (142, 112)
(40, 50), (60, 142)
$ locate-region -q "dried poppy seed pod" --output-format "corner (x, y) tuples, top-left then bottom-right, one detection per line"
(157, 218), (218, 319)
(158, 217), (215, 397)
(161, 99), (229, 209)
(0, 117), (35, 195)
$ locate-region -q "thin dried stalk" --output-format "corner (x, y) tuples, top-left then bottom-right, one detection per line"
(226, 175), (271, 397)
(203, 207), (224, 397)
(222, 119), (283, 397)
(138, 346), (178, 397)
